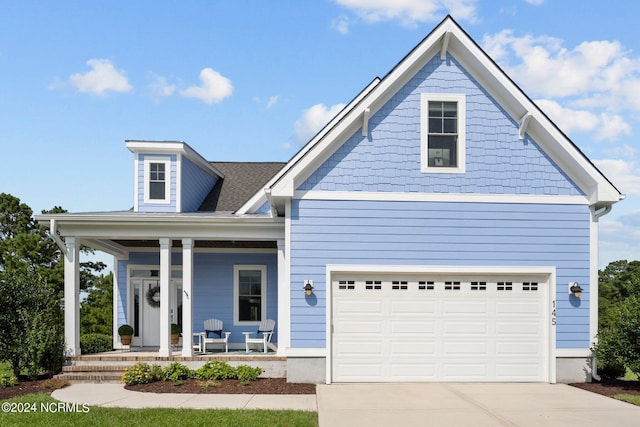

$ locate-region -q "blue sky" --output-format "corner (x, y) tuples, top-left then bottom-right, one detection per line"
(1, 1), (638, 269)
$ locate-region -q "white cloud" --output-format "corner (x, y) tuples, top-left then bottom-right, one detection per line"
(54, 59), (132, 95)
(523, 0), (544, 5)
(600, 216), (640, 265)
(332, 15), (351, 34)
(266, 96), (279, 109)
(149, 73), (176, 97)
(180, 68), (233, 104)
(334, 0), (478, 27)
(293, 103), (346, 144)
(593, 159), (640, 196)
(535, 100), (631, 142)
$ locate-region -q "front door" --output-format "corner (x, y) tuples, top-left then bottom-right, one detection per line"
(131, 277), (182, 347)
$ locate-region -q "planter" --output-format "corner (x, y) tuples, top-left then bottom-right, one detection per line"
(171, 334), (180, 345)
(121, 335), (132, 346)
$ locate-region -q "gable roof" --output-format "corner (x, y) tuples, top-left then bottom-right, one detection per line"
(238, 15), (622, 215)
(199, 162), (285, 213)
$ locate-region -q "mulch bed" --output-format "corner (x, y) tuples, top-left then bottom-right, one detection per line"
(0, 379), (60, 400)
(126, 378), (316, 394)
(571, 378), (640, 396)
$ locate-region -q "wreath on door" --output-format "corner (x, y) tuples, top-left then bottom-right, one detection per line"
(146, 285), (161, 308)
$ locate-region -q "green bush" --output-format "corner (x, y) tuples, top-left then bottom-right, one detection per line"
(0, 371), (17, 387)
(163, 362), (192, 383)
(194, 360), (236, 381)
(171, 323), (181, 335)
(236, 364), (263, 382)
(597, 360), (626, 379)
(121, 362), (162, 385)
(594, 296), (640, 378)
(80, 334), (113, 354)
(117, 324), (134, 336)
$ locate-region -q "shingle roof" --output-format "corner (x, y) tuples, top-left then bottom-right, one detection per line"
(198, 162), (286, 213)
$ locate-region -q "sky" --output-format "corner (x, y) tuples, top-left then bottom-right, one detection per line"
(1, 0), (638, 270)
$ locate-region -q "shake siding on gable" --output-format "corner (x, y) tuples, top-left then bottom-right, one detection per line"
(181, 156), (218, 212)
(289, 52), (591, 350)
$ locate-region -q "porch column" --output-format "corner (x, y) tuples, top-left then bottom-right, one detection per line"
(277, 238), (289, 355)
(158, 238), (172, 357)
(64, 237), (81, 356)
(181, 238), (194, 357)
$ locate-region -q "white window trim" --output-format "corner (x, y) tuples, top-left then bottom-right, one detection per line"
(420, 93), (466, 174)
(233, 265), (267, 326)
(143, 157), (171, 204)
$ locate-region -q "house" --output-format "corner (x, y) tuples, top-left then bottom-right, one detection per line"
(38, 16), (622, 384)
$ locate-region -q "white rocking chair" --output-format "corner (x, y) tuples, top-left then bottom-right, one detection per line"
(243, 319), (276, 353)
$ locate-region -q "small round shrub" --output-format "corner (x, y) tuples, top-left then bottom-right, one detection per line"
(194, 360), (236, 380)
(122, 362), (158, 385)
(163, 362), (192, 382)
(0, 372), (17, 387)
(597, 360), (626, 379)
(171, 323), (181, 335)
(118, 324), (134, 336)
(80, 334), (113, 354)
(236, 365), (263, 382)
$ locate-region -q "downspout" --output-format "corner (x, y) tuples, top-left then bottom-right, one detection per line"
(49, 219), (68, 255)
(590, 199), (621, 381)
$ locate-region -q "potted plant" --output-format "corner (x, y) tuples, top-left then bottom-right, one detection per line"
(118, 324), (134, 346)
(171, 323), (181, 345)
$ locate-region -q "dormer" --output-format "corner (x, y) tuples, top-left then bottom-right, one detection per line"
(126, 140), (223, 213)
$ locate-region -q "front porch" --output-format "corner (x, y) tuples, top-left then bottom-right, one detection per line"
(58, 349), (287, 383)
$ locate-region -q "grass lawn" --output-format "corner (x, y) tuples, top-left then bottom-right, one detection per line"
(613, 394), (640, 406)
(1, 393), (318, 427)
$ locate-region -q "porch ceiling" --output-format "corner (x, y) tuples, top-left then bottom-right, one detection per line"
(111, 239), (277, 249)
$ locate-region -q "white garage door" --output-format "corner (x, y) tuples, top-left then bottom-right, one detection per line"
(331, 273), (549, 382)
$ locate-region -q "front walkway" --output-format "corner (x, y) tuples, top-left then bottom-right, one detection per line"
(316, 383), (640, 427)
(52, 383), (317, 411)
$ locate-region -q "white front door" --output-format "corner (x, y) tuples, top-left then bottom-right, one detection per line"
(131, 277), (182, 347)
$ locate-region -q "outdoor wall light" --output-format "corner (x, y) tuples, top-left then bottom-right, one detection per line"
(569, 282), (583, 298)
(304, 280), (314, 296)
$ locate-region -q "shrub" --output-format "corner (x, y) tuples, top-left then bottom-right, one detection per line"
(0, 371), (17, 387)
(163, 362), (192, 383)
(194, 360), (236, 381)
(171, 323), (181, 335)
(118, 324), (134, 336)
(597, 360), (626, 379)
(122, 362), (161, 385)
(236, 364), (263, 382)
(80, 334), (113, 354)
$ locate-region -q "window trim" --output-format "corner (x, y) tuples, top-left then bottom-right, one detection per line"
(233, 265), (267, 326)
(420, 93), (466, 174)
(143, 157), (171, 204)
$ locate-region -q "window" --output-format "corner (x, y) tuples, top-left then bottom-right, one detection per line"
(143, 158), (171, 203)
(234, 265), (267, 325)
(421, 93), (466, 173)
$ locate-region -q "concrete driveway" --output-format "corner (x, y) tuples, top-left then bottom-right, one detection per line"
(317, 383), (640, 427)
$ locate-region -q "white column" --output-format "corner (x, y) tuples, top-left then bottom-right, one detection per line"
(277, 238), (290, 356)
(181, 238), (194, 357)
(64, 237), (81, 356)
(159, 238), (172, 357)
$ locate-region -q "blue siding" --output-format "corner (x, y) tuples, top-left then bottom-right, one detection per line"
(181, 156), (217, 212)
(117, 251), (278, 344)
(298, 54), (582, 197)
(137, 154), (178, 212)
(289, 199), (591, 349)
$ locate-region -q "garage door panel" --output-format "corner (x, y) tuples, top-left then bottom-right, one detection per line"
(443, 301), (488, 314)
(390, 320), (435, 334)
(390, 301), (436, 314)
(332, 273), (549, 383)
(443, 321), (488, 335)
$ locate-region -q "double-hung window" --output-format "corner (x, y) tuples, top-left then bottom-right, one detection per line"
(234, 265), (267, 325)
(143, 158), (171, 203)
(421, 93), (466, 173)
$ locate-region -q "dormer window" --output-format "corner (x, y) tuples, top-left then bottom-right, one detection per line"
(144, 158), (171, 204)
(421, 93), (466, 173)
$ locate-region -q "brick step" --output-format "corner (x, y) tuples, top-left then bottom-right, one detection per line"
(62, 365), (128, 373)
(54, 372), (123, 384)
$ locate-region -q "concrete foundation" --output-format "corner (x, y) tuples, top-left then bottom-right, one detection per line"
(287, 357), (326, 383)
(556, 357), (592, 383)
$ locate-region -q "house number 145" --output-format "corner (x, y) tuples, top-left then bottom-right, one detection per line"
(551, 300), (556, 326)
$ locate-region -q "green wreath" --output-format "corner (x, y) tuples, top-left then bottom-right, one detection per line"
(146, 285), (161, 308)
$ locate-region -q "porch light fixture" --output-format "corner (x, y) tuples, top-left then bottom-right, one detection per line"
(569, 282), (583, 298)
(303, 280), (314, 296)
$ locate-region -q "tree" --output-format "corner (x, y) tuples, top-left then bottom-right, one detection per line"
(0, 268), (64, 378)
(81, 272), (113, 336)
(598, 260), (640, 330)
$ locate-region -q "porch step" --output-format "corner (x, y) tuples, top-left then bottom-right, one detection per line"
(56, 365), (127, 384)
